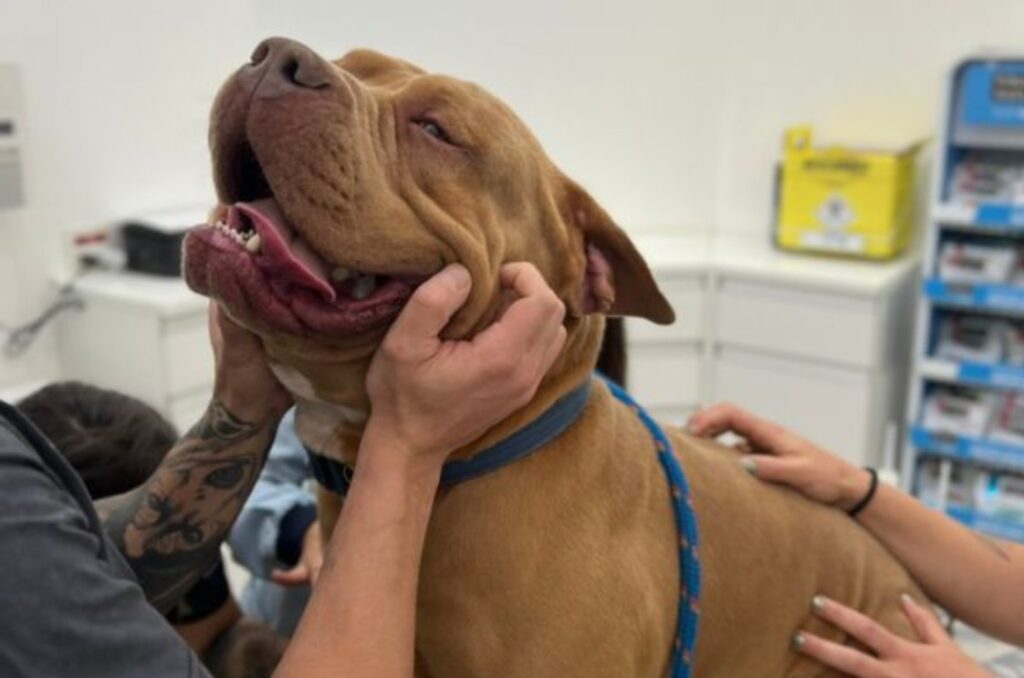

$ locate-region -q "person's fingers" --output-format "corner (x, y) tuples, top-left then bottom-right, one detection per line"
(811, 595), (901, 657)
(900, 593), (946, 645)
(538, 325), (568, 374)
(385, 264), (472, 353)
(499, 262), (553, 298)
(793, 631), (884, 678)
(271, 563), (311, 587)
(686, 403), (794, 456)
(739, 455), (808, 483)
(474, 264), (564, 360)
(733, 440), (755, 455)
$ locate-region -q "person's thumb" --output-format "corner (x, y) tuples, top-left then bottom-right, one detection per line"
(271, 563), (311, 587)
(387, 264), (472, 349)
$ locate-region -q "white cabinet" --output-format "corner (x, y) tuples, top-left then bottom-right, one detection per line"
(710, 345), (872, 464)
(715, 279), (879, 368)
(625, 268), (708, 422)
(58, 272), (212, 433)
(627, 234), (918, 468)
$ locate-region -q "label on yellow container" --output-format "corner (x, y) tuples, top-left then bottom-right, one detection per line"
(776, 126), (925, 260)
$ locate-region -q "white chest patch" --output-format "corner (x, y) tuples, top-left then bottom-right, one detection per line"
(269, 363), (367, 424)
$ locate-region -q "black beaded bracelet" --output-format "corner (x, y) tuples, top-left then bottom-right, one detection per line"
(846, 467), (879, 518)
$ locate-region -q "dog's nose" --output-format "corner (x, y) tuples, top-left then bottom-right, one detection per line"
(246, 37), (331, 98)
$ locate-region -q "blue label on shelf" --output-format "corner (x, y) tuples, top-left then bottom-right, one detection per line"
(958, 361), (1024, 389)
(960, 61), (1024, 128)
(923, 279), (1024, 313)
(975, 203), (1024, 226)
(910, 426), (1024, 471)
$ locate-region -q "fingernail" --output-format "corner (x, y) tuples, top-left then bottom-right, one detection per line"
(443, 264), (471, 290)
(900, 593), (914, 607)
(811, 595), (826, 613)
(740, 456), (757, 475)
(792, 632), (806, 649)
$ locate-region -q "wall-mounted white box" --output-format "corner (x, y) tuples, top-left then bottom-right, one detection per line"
(0, 63), (24, 210)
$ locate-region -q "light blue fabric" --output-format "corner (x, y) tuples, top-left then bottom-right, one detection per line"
(228, 409), (314, 636)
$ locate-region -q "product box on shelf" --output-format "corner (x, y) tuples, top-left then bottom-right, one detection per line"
(776, 125), (925, 260)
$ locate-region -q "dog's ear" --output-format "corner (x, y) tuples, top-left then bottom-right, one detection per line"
(562, 179), (674, 325)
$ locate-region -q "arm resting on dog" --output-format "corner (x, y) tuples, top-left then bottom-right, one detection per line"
(105, 304), (293, 613)
(689, 402), (1024, 647)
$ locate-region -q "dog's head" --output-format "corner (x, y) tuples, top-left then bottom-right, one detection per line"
(184, 38), (673, 409)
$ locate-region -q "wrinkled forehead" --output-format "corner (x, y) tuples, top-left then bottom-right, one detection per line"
(334, 48), (426, 87)
(333, 48), (540, 145)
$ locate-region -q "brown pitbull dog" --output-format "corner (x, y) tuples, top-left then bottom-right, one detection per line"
(184, 37), (927, 677)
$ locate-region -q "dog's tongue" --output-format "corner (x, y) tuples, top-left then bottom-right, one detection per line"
(233, 199), (336, 303)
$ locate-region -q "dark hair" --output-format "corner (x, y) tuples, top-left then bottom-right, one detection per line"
(595, 317), (627, 387)
(17, 381), (178, 499)
(203, 619), (287, 678)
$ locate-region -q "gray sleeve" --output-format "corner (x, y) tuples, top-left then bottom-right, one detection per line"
(0, 424), (207, 678)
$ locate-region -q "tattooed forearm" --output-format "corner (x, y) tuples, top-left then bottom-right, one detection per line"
(105, 399), (279, 612)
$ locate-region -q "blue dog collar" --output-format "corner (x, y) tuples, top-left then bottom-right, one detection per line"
(306, 378), (593, 495)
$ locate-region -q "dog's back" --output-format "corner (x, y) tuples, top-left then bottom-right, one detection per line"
(411, 380), (924, 677)
(671, 428), (926, 677)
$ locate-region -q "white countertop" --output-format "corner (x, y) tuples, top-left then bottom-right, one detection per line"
(634, 232), (921, 296)
(72, 270), (207, 317)
(70, 233), (921, 314)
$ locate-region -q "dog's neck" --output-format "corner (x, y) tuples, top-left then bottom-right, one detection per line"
(288, 316), (603, 467)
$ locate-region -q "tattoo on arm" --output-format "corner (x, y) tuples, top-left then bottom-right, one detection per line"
(105, 399), (276, 612)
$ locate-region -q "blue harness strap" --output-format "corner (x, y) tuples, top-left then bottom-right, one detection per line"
(305, 374), (701, 676)
(600, 375), (702, 678)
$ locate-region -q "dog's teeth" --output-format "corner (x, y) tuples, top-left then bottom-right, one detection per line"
(245, 233), (262, 254)
(331, 267), (353, 282)
(351, 275), (377, 300)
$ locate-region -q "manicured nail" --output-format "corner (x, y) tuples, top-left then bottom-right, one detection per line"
(792, 632), (806, 649)
(740, 456), (757, 475)
(811, 595), (826, 613)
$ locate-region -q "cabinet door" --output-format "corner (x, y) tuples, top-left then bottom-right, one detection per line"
(628, 342), (702, 411)
(716, 278), (879, 368)
(626, 275), (705, 343)
(163, 312), (215, 397)
(711, 345), (872, 465)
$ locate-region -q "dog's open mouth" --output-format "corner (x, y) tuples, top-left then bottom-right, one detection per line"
(186, 195), (428, 337)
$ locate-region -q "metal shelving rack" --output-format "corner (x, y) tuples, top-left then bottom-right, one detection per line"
(904, 57), (1024, 543)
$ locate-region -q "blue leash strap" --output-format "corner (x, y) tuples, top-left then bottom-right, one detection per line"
(599, 375), (701, 677)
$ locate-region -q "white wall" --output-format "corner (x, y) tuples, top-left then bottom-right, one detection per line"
(1, 0), (1024, 388)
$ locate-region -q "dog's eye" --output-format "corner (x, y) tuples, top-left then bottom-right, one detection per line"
(414, 118), (453, 145)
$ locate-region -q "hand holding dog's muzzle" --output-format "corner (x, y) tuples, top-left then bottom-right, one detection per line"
(209, 302), (293, 423)
(364, 262), (566, 473)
